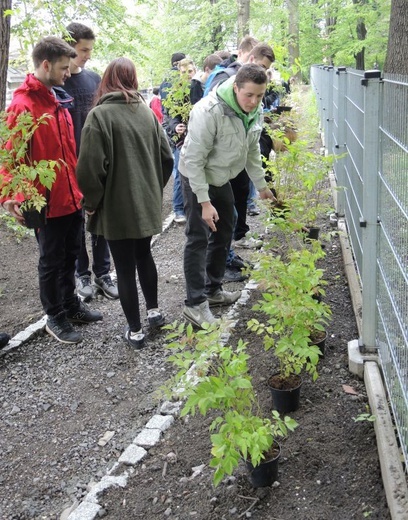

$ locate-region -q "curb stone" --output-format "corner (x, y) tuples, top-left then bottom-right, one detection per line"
(63, 280), (253, 519)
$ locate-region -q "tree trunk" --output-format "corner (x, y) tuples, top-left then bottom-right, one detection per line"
(353, 0), (367, 70)
(286, 0), (301, 81)
(237, 0), (250, 41)
(0, 0), (12, 111)
(384, 0), (408, 74)
(209, 0), (223, 51)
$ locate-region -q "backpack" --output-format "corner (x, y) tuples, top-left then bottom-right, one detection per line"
(203, 65), (235, 97)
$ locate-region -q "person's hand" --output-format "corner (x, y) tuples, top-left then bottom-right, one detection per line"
(2, 200), (25, 225)
(201, 201), (219, 232)
(258, 187), (277, 202)
(175, 123), (186, 135)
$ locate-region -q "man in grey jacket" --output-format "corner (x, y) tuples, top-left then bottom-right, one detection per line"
(179, 63), (275, 328)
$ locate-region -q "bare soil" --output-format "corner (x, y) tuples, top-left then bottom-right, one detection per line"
(0, 178), (390, 518)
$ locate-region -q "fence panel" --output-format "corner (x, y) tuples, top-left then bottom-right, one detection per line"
(377, 73), (408, 463)
(310, 65), (408, 469)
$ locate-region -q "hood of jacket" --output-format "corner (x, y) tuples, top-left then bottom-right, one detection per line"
(96, 91), (143, 106)
(216, 76), (262, 131)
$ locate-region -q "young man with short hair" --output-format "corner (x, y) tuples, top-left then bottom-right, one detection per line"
(0, 36), (102, 344)
(207, 35), (259, 92)
(63, 22), (119, 302)
(179, 64), (275, 328)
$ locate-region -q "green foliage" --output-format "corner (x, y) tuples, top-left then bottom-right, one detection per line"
(6, 0), (392, 92)
(163, 321), (298, 486)
(249, 245), (331, 382)
(353, 412), (376, 423)
(263, 135), (335, 230)
(0, 212), (33, 240)
(210, 410), (297, 487)
(0, 111), (58, 212)
(161, 72), (193, 124)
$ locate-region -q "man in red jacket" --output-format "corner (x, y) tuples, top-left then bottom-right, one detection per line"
(0, 36), (102, 344)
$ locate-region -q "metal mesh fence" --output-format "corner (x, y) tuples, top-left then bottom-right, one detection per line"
(310, 65), (408, 469)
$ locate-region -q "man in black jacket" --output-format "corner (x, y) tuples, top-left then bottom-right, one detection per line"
(64, 22), (119, 302)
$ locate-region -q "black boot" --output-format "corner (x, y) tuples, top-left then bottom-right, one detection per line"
(0, 332), (11, 348)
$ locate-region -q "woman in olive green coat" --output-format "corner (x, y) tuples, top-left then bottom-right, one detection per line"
(77, 57), (173, 349)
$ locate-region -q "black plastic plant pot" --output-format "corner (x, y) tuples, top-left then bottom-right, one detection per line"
(268, 373), (302, 413)
(310, 329), (328, 357)
(275, 106), (292, 115)
(22, 206), (47, 229)
(246, 443), (281, 488)
(306, 227), (320, 240)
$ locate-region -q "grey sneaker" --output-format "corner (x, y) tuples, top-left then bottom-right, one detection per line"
(76, 275), (93, 302)
(234, 235), (263, 249)
(223, 267), (248, 282)
(183, 301), (219, 328)
(124, 327), (145, 349)
(46, 312), (82, 344)
(147, 308), (165, 328)
(94, 274), (119, 299)
(207, 289), (241, 307)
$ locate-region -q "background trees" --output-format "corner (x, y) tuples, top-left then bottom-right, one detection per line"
(0, 0), (402, 109)
(384, 0), (408, 74)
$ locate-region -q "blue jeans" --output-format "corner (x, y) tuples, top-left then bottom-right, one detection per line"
(247, 180), (257, 208)
(172, 148), (184, 215)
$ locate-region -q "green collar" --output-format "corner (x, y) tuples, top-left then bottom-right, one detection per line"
(217, 76), (261, 131)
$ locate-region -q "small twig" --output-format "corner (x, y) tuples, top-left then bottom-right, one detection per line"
(238, 497), (259, 518)
(162, 460), (168, 477)
(237, 495), (258, 501)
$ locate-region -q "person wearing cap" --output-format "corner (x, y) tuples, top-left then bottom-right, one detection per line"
(159, 52), (186, 102)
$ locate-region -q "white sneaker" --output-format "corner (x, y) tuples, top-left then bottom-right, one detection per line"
(183, 301), (219, 328)
(234, 235), (263, 249)
(174, 213), (186, 224)
(124, 327), (145, 349)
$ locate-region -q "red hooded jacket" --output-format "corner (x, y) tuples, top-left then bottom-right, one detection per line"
(1, 74), (82, 218)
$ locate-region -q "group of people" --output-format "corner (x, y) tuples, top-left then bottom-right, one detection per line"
(158, 37), (279, 284)
(1, 24), (278, 348)
(1, 24), (172, 349)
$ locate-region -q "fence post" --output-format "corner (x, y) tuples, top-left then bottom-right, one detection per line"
(334, 67), (347, 216)
(360, 70), (382, 351)
(325, 66), (334, 154)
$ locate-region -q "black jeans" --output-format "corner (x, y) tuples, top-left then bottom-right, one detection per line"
(181, 175), (235, 306)
(76, 212), (111, 278)
(108, 237), (157, 332)
(230, 168), (250, 241)
(35, 210), (82, 316)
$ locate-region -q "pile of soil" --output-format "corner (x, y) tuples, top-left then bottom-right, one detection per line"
(0, 178), (390, 519)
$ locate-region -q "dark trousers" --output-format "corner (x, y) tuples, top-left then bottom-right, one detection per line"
(230, 169), (250, 241)
(76, 212), (111, 278)
(108, 237), (157, 332)
(35, 210), (82, 316)
(181, 175), (235, 306)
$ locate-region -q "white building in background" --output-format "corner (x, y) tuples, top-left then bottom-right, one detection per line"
(6, 67), (26, 108)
